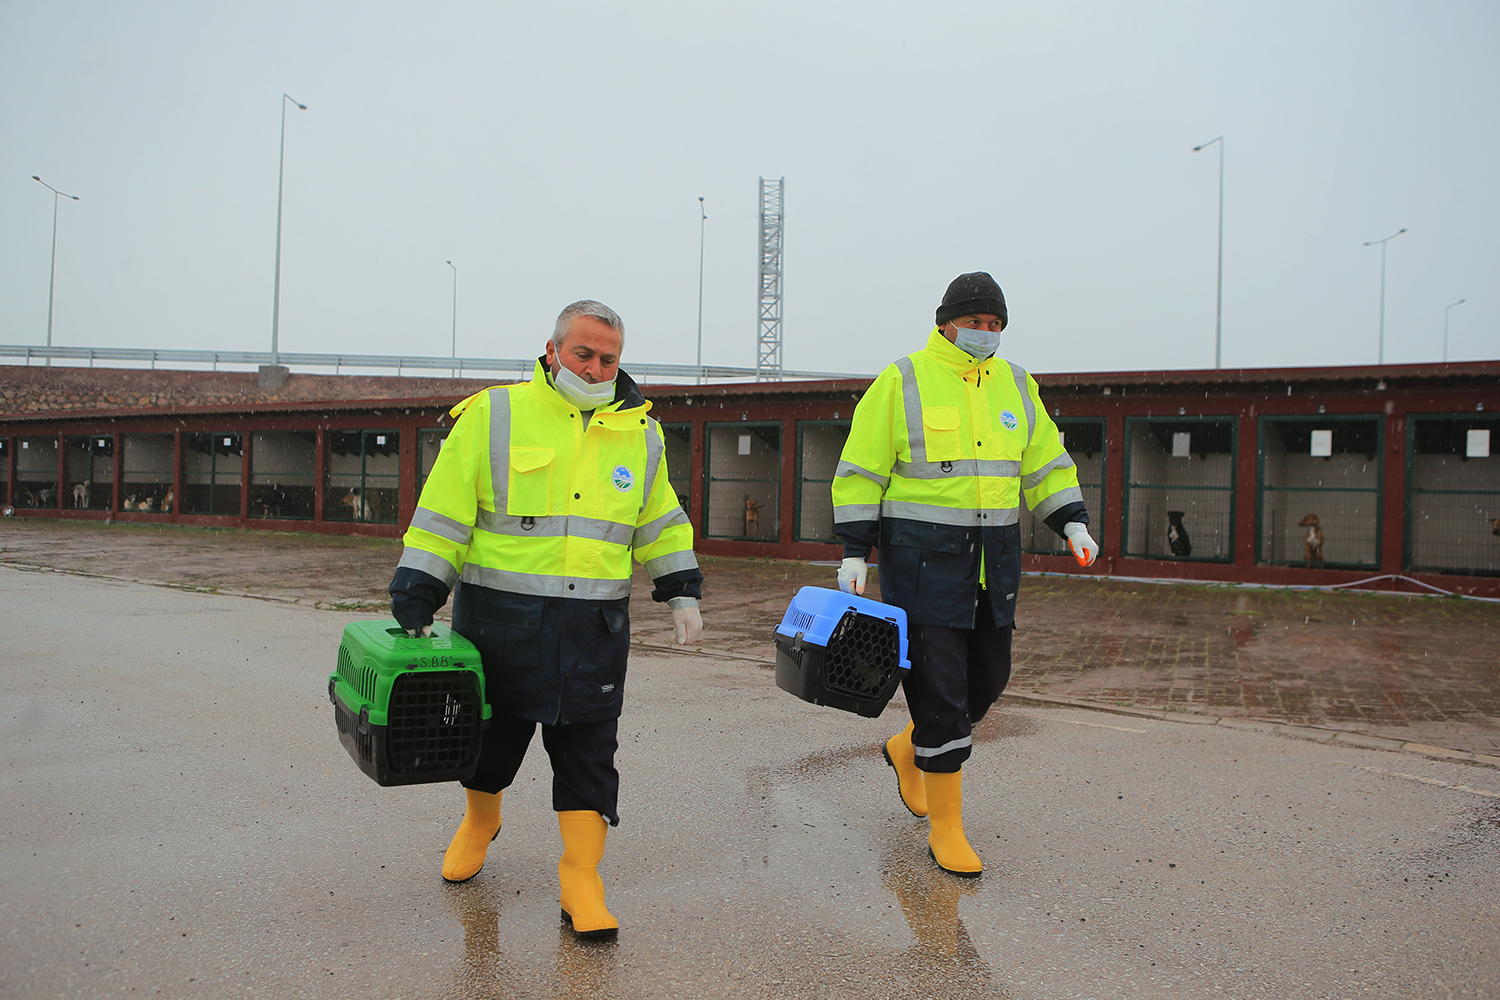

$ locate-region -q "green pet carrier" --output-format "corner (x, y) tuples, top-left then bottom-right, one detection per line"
(329, 620), (491, 786)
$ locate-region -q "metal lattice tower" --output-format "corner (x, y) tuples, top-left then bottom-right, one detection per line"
(756, 177), (784, 381)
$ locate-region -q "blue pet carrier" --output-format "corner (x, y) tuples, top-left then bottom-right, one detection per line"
(773, 586), (911, 718)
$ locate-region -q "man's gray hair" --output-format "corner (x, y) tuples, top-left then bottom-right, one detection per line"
(552, 300), (625, 349)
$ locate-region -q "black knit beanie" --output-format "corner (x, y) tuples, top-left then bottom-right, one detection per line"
(935, 272), (1007, 330)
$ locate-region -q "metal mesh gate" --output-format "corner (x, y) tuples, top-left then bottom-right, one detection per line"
(1123, 418), (1236, 561)
(1258, 417), (1381, 568)
(1407, 415), (1500, 575)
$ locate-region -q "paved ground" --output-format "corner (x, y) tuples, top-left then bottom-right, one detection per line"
(3, 519), (1498, 756)
(3, 564), (1500, 1000)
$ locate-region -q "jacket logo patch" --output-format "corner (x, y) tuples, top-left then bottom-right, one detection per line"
(601, 683), (616, 693)
(611, 465), (635, 492)
(1000, 410), (1019, 431)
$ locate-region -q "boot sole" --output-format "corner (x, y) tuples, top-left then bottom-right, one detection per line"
(561, 909), (618, 940)
(928, 845), (982, 878)
(441, 827), (501, 884)
(882, 745), (927, 818)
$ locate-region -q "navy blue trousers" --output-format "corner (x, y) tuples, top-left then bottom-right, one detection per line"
(903, 588), (1013, 774)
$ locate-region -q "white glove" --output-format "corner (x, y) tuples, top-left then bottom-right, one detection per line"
(1063, 522), (1099, 567)
(668, 596), (703, 645)
(837, 557), (868, 596)
(404, 625), (433, 638)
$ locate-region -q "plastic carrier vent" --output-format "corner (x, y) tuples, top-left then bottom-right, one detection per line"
(329, 620), (491, 786)
(773, 586), (910, 718)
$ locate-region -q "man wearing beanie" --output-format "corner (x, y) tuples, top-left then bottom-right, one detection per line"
(830, 271), (1098, 877)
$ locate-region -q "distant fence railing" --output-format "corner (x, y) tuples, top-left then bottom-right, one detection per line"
(0, 344), (868, 383)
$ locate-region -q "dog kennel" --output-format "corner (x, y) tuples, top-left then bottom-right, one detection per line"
(66, 435), (113, 511)
(14, 435), (59, 508)
(704, 421), (781, 540)
(325, 429), (400, 525)
(121, 433), (175, 514)
(1406, 414), (1500, 576)
(1257, 416), (1382, 568)
(796, 421), (851, 543)
(1023, 417), (1105, 555)
(182, 432), (244, 516)
(1122, 417), (1236, 562)
(249, 431), (317, 520)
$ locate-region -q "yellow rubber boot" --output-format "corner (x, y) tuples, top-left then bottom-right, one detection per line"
(925, 770), (982, 877)
(442, 789), (502, 884)
(557, 810), (618, 940)
(882, 721), (928, 817)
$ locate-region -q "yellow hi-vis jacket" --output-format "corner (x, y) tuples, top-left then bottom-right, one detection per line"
(832, 329), (1085, 629)
(396, 360), (698, 600)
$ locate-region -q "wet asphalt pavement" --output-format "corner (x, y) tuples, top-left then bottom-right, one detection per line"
(4, 565), (1499, 999)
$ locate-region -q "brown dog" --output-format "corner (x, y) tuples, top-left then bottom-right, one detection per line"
(1299, 513), (1323, 562)
(744, 498), (763, 537)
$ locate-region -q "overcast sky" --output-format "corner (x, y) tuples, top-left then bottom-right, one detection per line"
(2, 1), (1496, 380)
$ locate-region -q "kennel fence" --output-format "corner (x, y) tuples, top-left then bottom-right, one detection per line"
(705, 422), (781, 540)
(1122, 417), (1236, 561)
(1257, 416), (1382, 568)
(1406, 414), (1500, 576)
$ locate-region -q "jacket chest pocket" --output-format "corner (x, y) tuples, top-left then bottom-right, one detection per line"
(507, 447), (554, 517)
(920, 406), (962, 462)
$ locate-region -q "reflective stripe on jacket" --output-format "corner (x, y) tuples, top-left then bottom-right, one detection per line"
(832, 329), (1083, 628)
(397, 359), (697, 600)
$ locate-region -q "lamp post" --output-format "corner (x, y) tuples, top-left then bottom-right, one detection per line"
(270, 93), (307, 370)
(32, 176), (80, 366)
(696, 196), (707, 385)
(447, 260), (458, 377)
(1443, 298), (1466, 363)
(1362, 228), (1406, 365)
(1191, 136), (1224, 369)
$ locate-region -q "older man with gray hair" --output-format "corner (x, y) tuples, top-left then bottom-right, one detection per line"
(389, 299), (703, 939)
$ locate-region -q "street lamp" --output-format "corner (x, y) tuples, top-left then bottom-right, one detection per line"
(447, 260), (457, 377)
(1191, 136), (1224, 369)
(696, 196), (707, 385)
(270, 93), (307, 370)
(1362, 228), (1406, 365)
(1443, 298), (1466, 363)
(32, 175), (80, 366)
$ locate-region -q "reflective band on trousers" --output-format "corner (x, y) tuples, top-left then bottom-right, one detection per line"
(913, 735), (973, 758)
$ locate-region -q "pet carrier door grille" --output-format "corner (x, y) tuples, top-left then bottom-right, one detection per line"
(822, 612), (902, 699)
(385, 672), (483, 774)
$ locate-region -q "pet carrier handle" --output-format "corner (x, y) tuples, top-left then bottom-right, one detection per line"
(386, 627), (434, 640)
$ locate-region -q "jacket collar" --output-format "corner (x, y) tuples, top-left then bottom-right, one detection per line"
(529, 357), (650, 415)
(922, 327), (990, 374)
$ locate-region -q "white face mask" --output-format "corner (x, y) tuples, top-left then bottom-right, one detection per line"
(550, 362), (617, 410)
(950, 322), (1002, 359)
